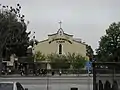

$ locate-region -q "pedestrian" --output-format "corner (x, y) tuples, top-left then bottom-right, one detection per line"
(38, 68), (41, 75)
(59, 70), (62, 76)
(20, 68), (24, 76)
(52, 71), (54, 76)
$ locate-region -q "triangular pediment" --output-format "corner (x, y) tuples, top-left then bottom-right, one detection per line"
(48, 28), (73, 37)
(57, 28), (64, 36)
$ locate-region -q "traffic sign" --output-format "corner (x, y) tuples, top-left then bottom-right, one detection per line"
(85, 61), (92, 74)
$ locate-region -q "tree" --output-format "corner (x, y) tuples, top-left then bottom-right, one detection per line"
(96, 22), (120, 62)
(86, 44), (94, 61)
(29, 38), (39, 47)
(47, 53), (70, 69)
(0, 4), (30, 58)
(66, 52), (87, 69)
(46, 53), (87, 69)
(34, 51), (46, 61)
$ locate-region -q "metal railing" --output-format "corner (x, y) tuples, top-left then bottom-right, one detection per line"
(92, 62), (120, 90)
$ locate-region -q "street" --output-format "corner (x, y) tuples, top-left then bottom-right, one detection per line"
(0, 76), (93, 90)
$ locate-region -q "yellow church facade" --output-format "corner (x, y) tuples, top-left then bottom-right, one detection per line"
(34, 27), (87, 58)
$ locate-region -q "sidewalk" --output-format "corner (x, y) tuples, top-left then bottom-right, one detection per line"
(0, 74), (93, 78)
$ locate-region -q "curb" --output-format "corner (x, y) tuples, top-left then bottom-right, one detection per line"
(0, 74), (93, 78)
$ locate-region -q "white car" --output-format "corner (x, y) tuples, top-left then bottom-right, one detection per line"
(0, 82), (28, 90)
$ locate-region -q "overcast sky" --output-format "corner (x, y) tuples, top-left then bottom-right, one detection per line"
(1, 0), (120, 52)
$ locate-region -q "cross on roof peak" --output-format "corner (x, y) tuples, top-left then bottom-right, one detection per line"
(59, 21), (62, 28)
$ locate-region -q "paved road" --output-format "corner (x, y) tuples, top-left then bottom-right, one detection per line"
(0, 76), (93, 90)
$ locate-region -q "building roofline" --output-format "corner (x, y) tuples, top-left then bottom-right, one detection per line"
(48, 33), (57, 36)
(39, 39), (48, 43)
(48, 32), (73, 36)
(73, 39), (86, 45)
(64, 33), (73, 36)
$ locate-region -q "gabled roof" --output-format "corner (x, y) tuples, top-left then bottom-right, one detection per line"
(38, 38), (86, 46)
(48, 33), (73, 36)
(48, 28), (73, 37)
(64, 33), (73, 36)
(57, 28), (64, 34)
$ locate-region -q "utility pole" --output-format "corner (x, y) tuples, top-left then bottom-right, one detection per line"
(46, 72), (49, 90)
(0, 47), (3, 76)
(31, 32), (36, 75)
(33, 34), (36, 63)
(87, 72), (91, 90)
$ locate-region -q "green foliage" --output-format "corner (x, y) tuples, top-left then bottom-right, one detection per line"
(35, 51), (46, 61)
(29, 39), (39, 47)
(66, 53), (87, 69)
(96, 22), (120, 62)
(47, 53), (69, 69)
(86, 44), (94, 60)
(0, 4), (30, 57)
(47, 53), (87, 69)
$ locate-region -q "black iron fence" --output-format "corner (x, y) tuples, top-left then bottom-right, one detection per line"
(1, 61), (89, 76)
(92, 62), (120, 90)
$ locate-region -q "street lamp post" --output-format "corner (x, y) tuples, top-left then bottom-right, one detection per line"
(0, 49), (3, 76)
(46, 65), (49, 90)
(32, 33), (36, 63)
(31, 32), (37, 75)
(46, 74), (49, 90)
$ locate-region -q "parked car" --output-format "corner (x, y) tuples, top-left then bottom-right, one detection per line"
(0, 82), (28, 90)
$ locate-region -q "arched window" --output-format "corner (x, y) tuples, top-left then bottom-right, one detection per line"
(59, 44), (62, 54)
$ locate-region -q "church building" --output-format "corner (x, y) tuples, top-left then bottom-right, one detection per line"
(34, 22), (87, 58)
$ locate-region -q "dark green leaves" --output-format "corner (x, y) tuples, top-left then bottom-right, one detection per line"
(96, 22), (120, 62)
(0, 4), (30, 57)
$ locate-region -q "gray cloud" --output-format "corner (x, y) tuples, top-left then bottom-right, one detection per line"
(1, 0), (120, 53)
